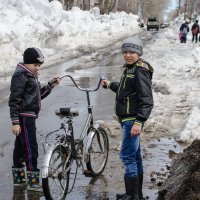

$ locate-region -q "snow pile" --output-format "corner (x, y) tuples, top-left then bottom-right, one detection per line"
(144, 16), (200, 144)
(177, 107), (200, 143)
(192, 47), (200, 63)
(0, 0), (140, 74)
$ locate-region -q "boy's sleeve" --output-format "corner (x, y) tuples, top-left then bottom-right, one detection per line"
(109, 82), (120, 93)
(40, 84), (52, 100)
(9, 73), (27, 125)
(135, 67), (154, 125)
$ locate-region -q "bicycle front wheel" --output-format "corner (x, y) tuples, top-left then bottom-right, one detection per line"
(42, 145), (70, 200)
(86, 127), (109, 176)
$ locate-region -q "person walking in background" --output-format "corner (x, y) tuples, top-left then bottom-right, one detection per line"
(9, 47), (60, 192)
(191, 20), (199, 43)
(102, 37), (154, 200)
(179, 21), (190, 43)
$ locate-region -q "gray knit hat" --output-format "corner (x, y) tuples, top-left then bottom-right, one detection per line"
(121, 37), (143, 56)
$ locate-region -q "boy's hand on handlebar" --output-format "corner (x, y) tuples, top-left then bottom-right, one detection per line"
(48, 77), (61, 88)
(101, 80), (110, 89)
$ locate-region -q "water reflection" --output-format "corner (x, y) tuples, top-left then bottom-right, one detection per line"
(13, 186), (26, 200)
(27, 191), (44, 200)
(13, 186), (44, 200)
(85, 175), (109, 200)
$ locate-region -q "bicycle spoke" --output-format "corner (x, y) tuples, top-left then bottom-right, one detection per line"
(86, 127), (109, 176)
(42, 146), (69, 200)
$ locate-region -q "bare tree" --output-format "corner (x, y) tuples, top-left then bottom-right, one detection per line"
(98, 0), (117, 14)
(53, 0), (174, 22)
(57, 0), (74, 10)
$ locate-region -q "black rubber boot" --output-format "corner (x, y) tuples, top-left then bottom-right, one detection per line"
(116, 177), (126, 199)
(116, 175), (141, 200)
(116, 193), (126, 199)
(120, 176), (139, 200)
(27, 171), (43, 192)
(12, 167), (26, 186)
(138, 174), (145, 200)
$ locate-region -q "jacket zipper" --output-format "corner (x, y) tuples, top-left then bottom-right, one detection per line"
(36, 78), (41, 111)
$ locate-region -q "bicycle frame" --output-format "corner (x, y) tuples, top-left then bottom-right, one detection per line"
(64, 75), (103, 163)
(42, 75), (103, 178)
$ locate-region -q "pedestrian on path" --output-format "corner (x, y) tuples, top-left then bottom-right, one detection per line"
(179, 21), (190, 43)
(9, 47), (60, 192)
(191, 20), (199, 43)
(101, 37), (154, 200)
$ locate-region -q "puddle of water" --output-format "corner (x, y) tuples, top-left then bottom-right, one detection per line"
(37, 138), (185, 200)
(48, 138), (185, 200)
(142, 137), (186, 199)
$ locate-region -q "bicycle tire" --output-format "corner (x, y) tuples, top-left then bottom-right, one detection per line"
(86, 127), (109, 176)
(42, 145), (70, 200)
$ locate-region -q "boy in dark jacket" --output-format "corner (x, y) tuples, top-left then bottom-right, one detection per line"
(9, 47), (60, 191)
(102, 37), (153, 200)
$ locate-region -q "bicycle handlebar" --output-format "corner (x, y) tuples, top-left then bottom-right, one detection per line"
(60, 74), (102, 92)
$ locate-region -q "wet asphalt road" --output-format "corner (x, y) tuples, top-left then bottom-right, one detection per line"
(0, 30), (184, 200)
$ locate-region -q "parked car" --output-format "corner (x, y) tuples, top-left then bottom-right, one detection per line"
(147, 17), (159, 31)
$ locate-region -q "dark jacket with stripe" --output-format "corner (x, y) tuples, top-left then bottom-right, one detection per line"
(9, 63), (52, 125)
(109, 59), (154, 124)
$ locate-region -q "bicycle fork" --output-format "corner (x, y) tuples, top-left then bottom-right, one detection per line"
(84, 123), (101, 161)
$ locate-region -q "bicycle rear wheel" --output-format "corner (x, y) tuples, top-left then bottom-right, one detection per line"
(42, 145), (70, 200)
(86, 127), (109, 176)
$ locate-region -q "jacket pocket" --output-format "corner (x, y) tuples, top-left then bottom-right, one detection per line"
(115, 97), (127, 116)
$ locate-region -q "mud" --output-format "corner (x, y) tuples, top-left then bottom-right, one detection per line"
(157, 140), (200, 200)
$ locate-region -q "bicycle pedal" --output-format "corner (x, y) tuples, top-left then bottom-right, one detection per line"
(83, 170), (94, 177)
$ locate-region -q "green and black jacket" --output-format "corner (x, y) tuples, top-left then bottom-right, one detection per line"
(108, 58), (154, 125)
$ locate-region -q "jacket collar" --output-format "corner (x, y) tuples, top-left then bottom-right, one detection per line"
(16, 63), (36, 77)
(123, 59), (140, 68)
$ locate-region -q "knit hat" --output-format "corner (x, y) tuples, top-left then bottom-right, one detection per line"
(23, 47), (44, 64)
(121, 37), (143, 56)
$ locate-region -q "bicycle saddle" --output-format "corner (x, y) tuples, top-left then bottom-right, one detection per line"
(55, 107), (79, 117)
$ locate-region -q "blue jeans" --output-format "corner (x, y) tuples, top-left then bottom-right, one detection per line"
(119, 120), (143, 177)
